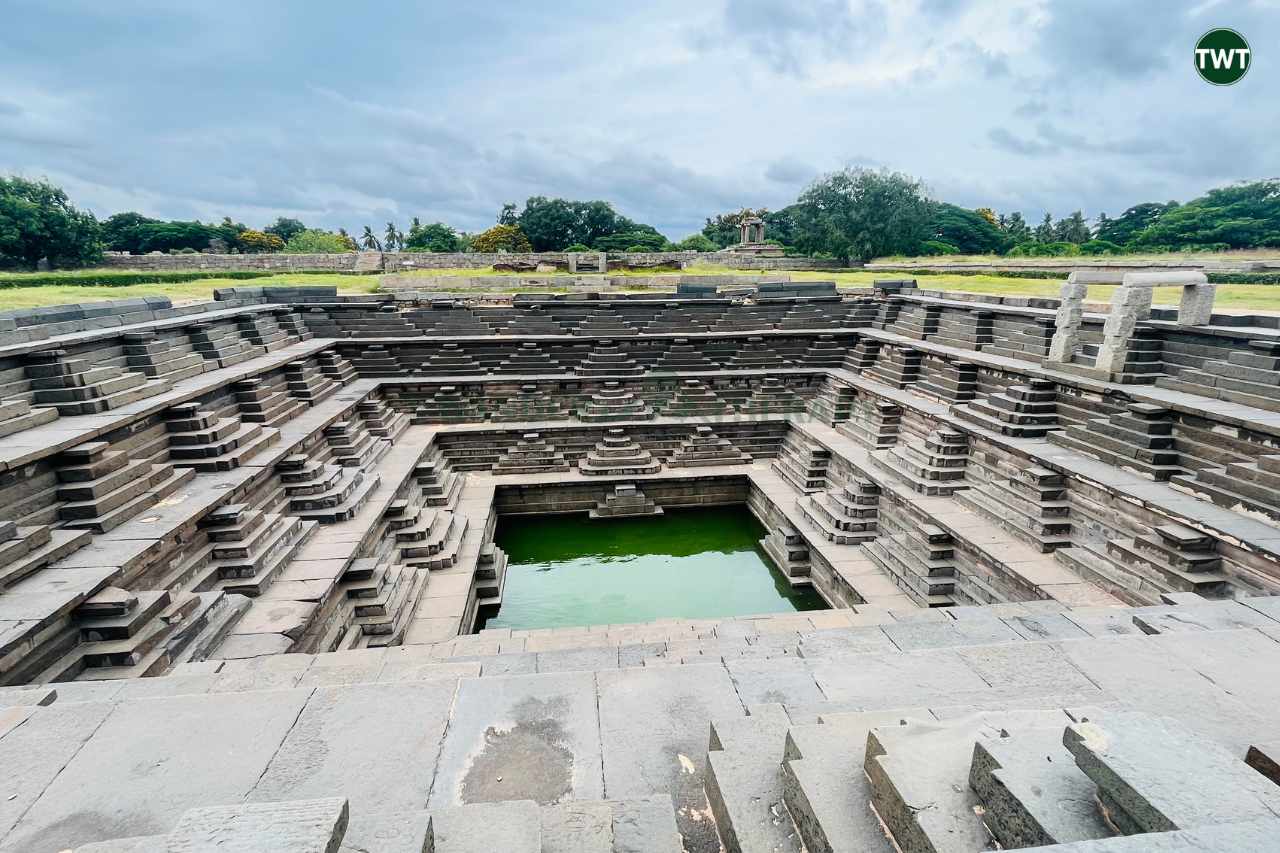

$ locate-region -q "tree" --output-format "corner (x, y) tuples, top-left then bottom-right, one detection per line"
(1095, 202), (1177, 246)
(470, 224), (532, 253)
(1033, 213), (1055, 242)
(100, 211), (159, 254)
(359, 226), (382, 251)
(510, 196), (657, 251)
(283, 229), (356, 254)
(497, 203), (519, 225)
(1056, 210), (1091, 244)
(404, 220), (461, 253)
(1126, 182), (1280, 250)
(0, 176), (101, 269)
(929, 203), (1008, 254)
(674, 234), (717, 252)
(790, 167), (934, 262)
(238, 230), (285, 253)
(1003, 211), (1031, 243)
(974, 207), (998, 227)
(264, 217), (306, 244)
(383, 222), (402, 252)
(594, 230), (667, 252)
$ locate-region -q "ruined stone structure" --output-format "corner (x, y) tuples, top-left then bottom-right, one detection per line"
(0, 278), (1278, 852)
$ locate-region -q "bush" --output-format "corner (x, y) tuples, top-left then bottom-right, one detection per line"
(237, 230), (285, 253)
(470, 224), (532, 253)
(1079, 239), (1124, 255)
(623, 245), (651, 253)
(1007, 241), (1082, 257)
(564, 243), (592, 252)
(0, 269), (279, 289)
(284, 229), (356, 254)
(674, 234), (717, 252)
(919, 240), (960, 255)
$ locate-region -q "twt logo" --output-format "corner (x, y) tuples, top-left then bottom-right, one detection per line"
(1195, 28), (1251, 85)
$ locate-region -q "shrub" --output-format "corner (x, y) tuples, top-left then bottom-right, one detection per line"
(673, 234), (717, 252)
(1079, 239), (1125, 255)
(284, 229), (356, 254)
(237, 230), (285, 253)
(470, 224), (532, 253)
(919, 240), (960, 255)
(564, 243), (592, 252)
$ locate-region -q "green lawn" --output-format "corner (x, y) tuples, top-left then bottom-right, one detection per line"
(1, 265), (1279, 313)
(0, 272), (377, 310)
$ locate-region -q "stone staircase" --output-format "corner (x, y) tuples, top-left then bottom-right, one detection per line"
(589, 483), (663, 519)
(493, 384), (573, 422)
(667, 426), (752, 467)
(55, 441), (194, 533)
(951, 377), (1060, 437)
(24, 349), (169, 415)
(163, 402), (278, 473)
(578, 429), (661, 475)
(1049, 402), (1183, 481)
(740, 377), (804, 414)
(493, 432), (571, 475)
(799, 477), (880, 545)
(578, 381), (654, 422)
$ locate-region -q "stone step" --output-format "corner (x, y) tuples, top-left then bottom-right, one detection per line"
(867, 710), (1072, 853)
(970, 721), (1113, 847)
(1063, 711), (1280, 834)
(705, 706), (802, 853)
(782, 710), (920, 853)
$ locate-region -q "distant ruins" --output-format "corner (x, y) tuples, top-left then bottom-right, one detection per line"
(0, 272), (1277, 852)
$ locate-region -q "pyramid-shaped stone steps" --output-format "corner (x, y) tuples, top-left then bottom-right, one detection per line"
(0, 524), (92, 589)
(234, 377), (307, 428)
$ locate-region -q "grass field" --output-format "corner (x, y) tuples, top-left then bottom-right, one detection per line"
(0, 265), (1279, 312)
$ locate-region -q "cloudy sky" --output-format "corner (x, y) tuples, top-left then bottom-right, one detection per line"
(1, 0), (1275, 239)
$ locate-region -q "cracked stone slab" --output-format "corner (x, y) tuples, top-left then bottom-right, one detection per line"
(1064, 711), (1280, 833)
(3, 689), (311, 852)
(426, 671), (603, 811)
(597, 662), (743, 853)
(166, 797), (348, 852)
(0, 701), (114, 843)
(250, 682), (457, 816)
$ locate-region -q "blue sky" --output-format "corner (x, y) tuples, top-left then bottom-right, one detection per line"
(1, 0), (1275, 239)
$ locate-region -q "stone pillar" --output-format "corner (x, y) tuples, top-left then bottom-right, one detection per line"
(567, 253), (577, 274)
(757, 221), (765, 242)
(597, 252), (607, 273)
(1177, 281), (1215, 326)
(1047, 277), (1089, 363)
(740, 222), (749, 244)
(1093, 284), (1153, 374)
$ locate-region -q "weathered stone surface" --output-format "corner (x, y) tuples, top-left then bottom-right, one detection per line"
(428, 672), (603, 810)
(1064, 711), (1280, 833)
(597, 663), (743, 853)
(4, 690), (311, 851)
(165, 797), (348, 853)
(430, 800), (541, 853)
(250, 682), (457, 813)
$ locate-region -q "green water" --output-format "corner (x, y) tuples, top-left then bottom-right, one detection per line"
(478, 505), (827, 631)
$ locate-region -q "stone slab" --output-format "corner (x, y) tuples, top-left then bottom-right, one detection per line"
(1064, 711), (1280, 833)
(430, 800), (540, 853)
(597, 662), (743, 853)
(427, 671), (603, 810)
(166, 797), (348, 852)
(4, 689), (311, 851)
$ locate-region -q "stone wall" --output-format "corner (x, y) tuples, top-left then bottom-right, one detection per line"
(867, 257), (1280, 274)
(101, 250), (846, 274)
(100, 252), (361, 271)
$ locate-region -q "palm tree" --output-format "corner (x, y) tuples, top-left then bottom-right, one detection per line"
(384, 221), (399, 252)
(359, 226), (382, 251)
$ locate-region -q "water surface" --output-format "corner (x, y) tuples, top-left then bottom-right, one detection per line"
(478, 505), (826, 631)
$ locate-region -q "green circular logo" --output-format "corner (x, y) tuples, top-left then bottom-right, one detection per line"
(1195, 28), (1251, 85)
